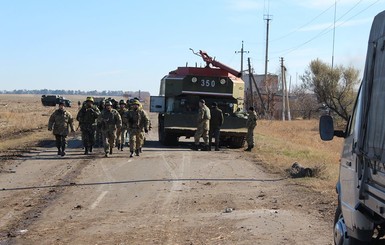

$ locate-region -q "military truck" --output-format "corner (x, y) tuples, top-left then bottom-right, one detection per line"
(320, 10), (385, 244)
(41, 95), (71, 107)
(150, 50), (247, 148)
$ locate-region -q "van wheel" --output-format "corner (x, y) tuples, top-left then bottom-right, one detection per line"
(334, 206), (369, 245)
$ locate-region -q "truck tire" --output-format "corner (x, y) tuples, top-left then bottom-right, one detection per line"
(334, 205), (371, 245)
(229, 136), (245, 149)
(163, 133), (179, 146)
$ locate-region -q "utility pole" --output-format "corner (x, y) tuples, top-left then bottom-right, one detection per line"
(235, 40), (249, 76)
(280, 57), (286, 121)
(332, 0), (337, 68)
(247, 57), (254, 108)
(280, 57), (291, 121)
(264, 15), (272, 95)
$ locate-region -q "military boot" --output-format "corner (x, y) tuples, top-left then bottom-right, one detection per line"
(139, 147), (142, 153)
(135, 149), (140, 156)
(104, 152), (108, 157)
(89, 146), (93, 153)
(57, 147), (61, 155)
(117, 143), (120, 150)
(84, 147), (89, 155)
(61, 145), (66, 156)
(130, 151), (134, 158)
(215, 145), (220, 151)
(192, 144), (199, 151)
(109, 146), (113, 155)
(120, 144), (124, 151)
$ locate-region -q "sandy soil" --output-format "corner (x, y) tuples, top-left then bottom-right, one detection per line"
(0, 118), (334, 245)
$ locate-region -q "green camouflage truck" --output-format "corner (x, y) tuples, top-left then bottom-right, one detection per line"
(150, 50), (247, 148)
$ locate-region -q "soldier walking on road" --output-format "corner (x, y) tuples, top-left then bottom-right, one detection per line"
(76, 97), (100, 155)
(209, 102), (224, 151)
(193, 99), (211, 151)
(126, 100), (149, 157)
(245, 106), (257, 151)
(97, 101), (122, 157)
(48, 101), (75, 156)
(95, 100), (105, 147)
(116, 100), (129, 151)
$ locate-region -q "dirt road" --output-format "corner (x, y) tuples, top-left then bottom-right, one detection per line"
(0, 128), (333, 245)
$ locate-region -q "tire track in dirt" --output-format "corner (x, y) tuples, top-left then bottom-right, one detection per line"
(0, 154), (93, 245)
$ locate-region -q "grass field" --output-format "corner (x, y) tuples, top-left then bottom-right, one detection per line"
(253, 119), (344, 197)
(0, 94), (84, 153)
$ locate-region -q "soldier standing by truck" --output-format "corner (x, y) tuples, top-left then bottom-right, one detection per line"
(209, 102), (224, 151)
(48, 101), (75, 156)
(193, 99), (211, 151)
(116, 100), (128, 151)
(245, 106), (257, 151)
(98, 101), (122, 157)
(127, 100), (149, 157)
(76, 97), (100, 155)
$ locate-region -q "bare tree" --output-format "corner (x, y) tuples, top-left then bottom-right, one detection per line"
(291, 85), (319, 119)
(301, 59), (360, 121)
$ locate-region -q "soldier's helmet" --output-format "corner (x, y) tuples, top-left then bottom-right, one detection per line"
(105, 101), (113, 106)
(131, 99), (140, 106)
(86, 96), (94, 103)
(119, 99), (126, 105)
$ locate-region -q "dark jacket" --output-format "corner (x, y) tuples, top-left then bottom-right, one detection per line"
(210, 106), (224, 129)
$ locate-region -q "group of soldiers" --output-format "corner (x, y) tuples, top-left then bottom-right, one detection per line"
(48, 97), (258, 156)
(192, 99), (257, 152)
(48, 97), (149, 158)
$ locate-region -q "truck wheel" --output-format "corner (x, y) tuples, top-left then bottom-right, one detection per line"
(334, 205), (370, 245)
(164, 133), (178, 146)
(229, 136), (245, 149)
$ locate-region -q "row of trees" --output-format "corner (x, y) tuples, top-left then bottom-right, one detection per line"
(0, 89), (125, 95)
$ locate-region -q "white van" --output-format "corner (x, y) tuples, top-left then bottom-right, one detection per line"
(320, 10), (385, 245)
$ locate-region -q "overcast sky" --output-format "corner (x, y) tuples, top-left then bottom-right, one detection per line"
(0, 0), (383, 94)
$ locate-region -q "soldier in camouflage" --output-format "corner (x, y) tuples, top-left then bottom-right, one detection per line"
(97, 100), (122, 157)
(245, 106), (257, 151)
(76, 97), (100, 155)
(95, 100), (105, 147)
(193, 99), (211, 151)
(209, 102), (224, 151)
(116, 99), (129, 151)
(126, 100), (149, 157)
(48, 101), (75, 156)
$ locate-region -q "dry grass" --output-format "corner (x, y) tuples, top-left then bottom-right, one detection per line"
(0, 94), (83, 152)
(253, 119), (344, 197)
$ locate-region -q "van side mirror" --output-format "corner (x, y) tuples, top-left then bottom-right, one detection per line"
(319, 115), (345, 141)
(319, 115), (335, 141)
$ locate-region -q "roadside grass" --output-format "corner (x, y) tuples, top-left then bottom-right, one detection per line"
(0, 95), (82, 152)
(253, 119), (344, 197)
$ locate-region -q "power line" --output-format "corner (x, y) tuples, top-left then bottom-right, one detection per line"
(271, 0), (377, 57)
(270, 2), (336, 42)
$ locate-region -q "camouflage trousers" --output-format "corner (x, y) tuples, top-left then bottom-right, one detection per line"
(81, 125), (96, 148)
(116, 127), (127, 146)
(55, 134), (67, 149)
(102, 129), (116, 153)
(194, 126), (209, 145)
(246, 126), (255, 147)
(129, 128), (143, 152)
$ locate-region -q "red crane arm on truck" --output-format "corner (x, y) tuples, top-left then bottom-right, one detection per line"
(199, 50), (242, 78)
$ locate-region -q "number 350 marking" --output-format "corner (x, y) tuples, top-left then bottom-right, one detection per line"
(200, 80), (215, 87)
